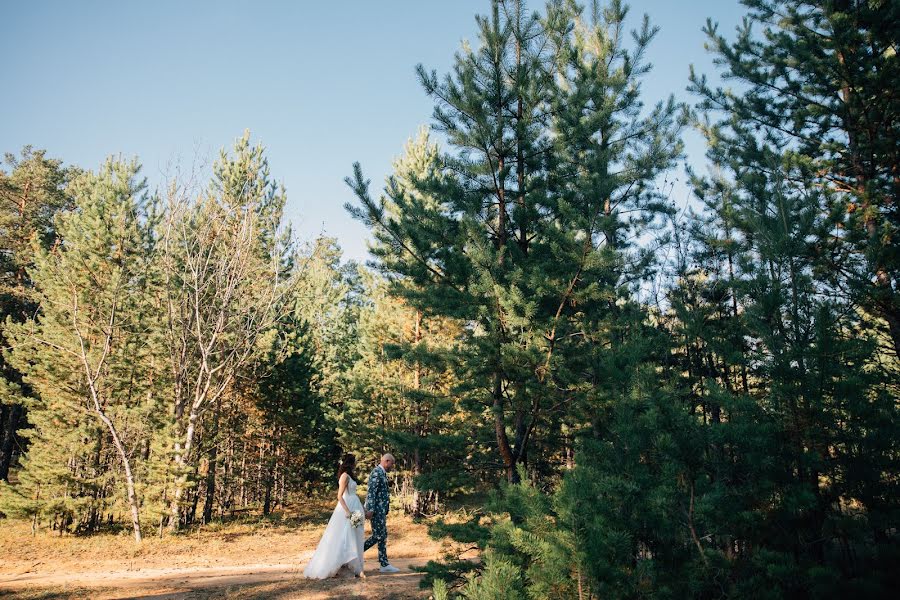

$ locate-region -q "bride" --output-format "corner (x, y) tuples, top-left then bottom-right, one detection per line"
(303, 453), (366, 579)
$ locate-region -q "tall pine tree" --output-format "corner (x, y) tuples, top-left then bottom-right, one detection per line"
(347, 0), (684, 487)
(1, 158), (162, 542)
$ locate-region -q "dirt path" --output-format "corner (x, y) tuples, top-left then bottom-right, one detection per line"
(0, 509), (444, 599)
(0, 555), (430, 599)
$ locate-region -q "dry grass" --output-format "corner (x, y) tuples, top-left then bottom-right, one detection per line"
(0, 501), (447, 599)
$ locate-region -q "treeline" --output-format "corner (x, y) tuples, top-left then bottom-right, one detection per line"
(0, 137), (359, 540)
(1, 0), (897, 597)
(0, 136), (468, 538)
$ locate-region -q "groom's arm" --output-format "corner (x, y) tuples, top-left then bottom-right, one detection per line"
(364, 469), (376, 512)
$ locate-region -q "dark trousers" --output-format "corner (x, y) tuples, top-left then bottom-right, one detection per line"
(364, 513), (388, 566)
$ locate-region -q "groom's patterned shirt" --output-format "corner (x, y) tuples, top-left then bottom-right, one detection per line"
(364, 465), (390, 517)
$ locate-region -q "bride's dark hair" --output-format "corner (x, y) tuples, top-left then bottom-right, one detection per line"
(338, 453), (356, 481)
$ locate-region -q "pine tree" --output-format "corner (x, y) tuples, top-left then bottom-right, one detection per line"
(341, 132), (471, 512)
(252, 316), (327, 516)
(340, 265), (468, 514)
(1, 158), (162, 542)
(347, 0), (684, 486)
(679, 0), (900, 593)
(0, 147), (73, 482)
(291, 235), (360, 416)
(689, 0), (900, 358)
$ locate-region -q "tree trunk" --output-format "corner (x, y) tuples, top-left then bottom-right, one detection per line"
(97, 411), (142, 543)
(170, 409), (200, 531)
(835, 42), (900, 358)
(202, 398), (221, 524)
(79, 333), (142, 543)
(187, 486), (200, 526)
(493, 371), (517, 483)
(0, 403), (23, 481)
(240, 445), (247, 508)
(262, 440), (274, 517)
(412, 310), (424, 515)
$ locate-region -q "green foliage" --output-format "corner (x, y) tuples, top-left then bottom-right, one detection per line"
(689, 0), (900, 357)
(0, 146), (74, 307)
(0, 136), (349, 534)
(347, 0), (685, 489)
(458, 550), (525, 600)
(0, 157), (162, 537)
(339, 261), (470, 509)
(433, 578), (450, 600)
(254, 314), (337, 491)
(406, 1), (897, 598)
(0, 3), (895, 597)
(0, 147), (74, 483)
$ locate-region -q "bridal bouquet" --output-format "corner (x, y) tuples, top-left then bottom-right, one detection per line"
(349, 510), (364, 528)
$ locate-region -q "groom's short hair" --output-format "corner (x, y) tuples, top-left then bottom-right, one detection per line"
(381, 453), (395, 462)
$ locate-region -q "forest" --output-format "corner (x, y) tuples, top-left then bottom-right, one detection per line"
(0, 1), (897, 598)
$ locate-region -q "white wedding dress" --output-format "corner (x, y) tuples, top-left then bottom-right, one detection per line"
(303, 475), (365, 578)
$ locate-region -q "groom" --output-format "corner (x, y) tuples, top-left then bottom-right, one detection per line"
(364, 453), (399, 573)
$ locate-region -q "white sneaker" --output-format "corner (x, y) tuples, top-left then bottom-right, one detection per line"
(379, 564), (400, 573)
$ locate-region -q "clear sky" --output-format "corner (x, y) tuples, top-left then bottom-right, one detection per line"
(2, 1), (745, 263)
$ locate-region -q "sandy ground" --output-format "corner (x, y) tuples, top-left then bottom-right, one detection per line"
(0, 557), (429, 599)
(0, 506), (444, 599)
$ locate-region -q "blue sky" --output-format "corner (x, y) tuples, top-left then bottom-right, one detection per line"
(2, 1), (745, 263)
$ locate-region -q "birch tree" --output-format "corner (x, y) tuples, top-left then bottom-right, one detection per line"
(160, 132), (295, 530)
